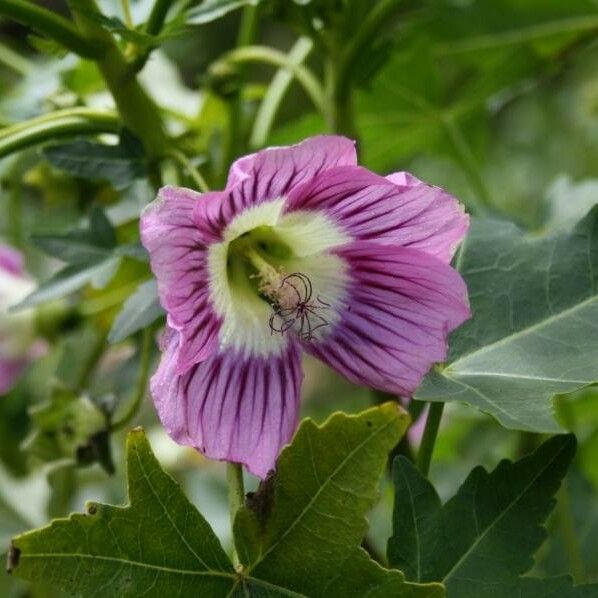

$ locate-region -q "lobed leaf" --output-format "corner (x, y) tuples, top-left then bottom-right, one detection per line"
(234, 403), (442, 597)
(417, 207), (598, 432)
(387, 435), (592, 596)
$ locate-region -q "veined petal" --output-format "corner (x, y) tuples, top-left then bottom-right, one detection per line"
(151, 330), (303, 478)
(285, 166), (469, 263)
(141, 186), (222, 373)
(304, 242), (470, 396)
(200, 136), (357, 242)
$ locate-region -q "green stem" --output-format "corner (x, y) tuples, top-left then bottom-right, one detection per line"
(250, 36), (314, 148)
(328, 0), (401, 136)
(169, 149), (210, 192)
(121, 0), (133, 27)
(111, 328), (153, 431)
(219, 46), (326, 115)
(0, 109), (119, 159)
(146, 0), (175, 35)
(416, 402), (444, 476)
(0, 0), (102, 58)
(129, 0), (176, 72)
(0, 41), (33, 75)
(67, 0), (168, 159)
(227, 462), (245, 566)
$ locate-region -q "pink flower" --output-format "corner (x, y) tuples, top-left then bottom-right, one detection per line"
(141, 136), (470, 477)
(0, 245), (38, 395)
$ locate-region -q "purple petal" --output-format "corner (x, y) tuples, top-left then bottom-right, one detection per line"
(385, 171), (423, 188)
(285, 166), (469, 263)
(0, 244), (24, 276)
(140, 187), (222, 373)
(190, 136), (357, 242)
(151, 330), (303, 478)
(303, 242), (470, 396)
(0, 357), (27, 395)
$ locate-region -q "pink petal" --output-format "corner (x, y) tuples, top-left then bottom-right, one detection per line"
(140, 187), (222, 373)
(151, 331), (303, 479)
(0, 357), (27, 395)
(193, 136), (358, 242)
(286, 166), (469, 263)
(226, 135), (357, 192)
(0, 244), (24, 276)
(304, 242), (470, 396)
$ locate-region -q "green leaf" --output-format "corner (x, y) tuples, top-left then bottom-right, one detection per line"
(416, 207), (598, 432)
(488, 575), (598, 597)
(10, 428), (240, 596)
(186, 0), (260, 25)
(108, 279), (164, 343)
(388, 435), (576, 596)
(234, 403), (443, 597)
(43, 132), (147, 190)
(17, 208), (121, 309)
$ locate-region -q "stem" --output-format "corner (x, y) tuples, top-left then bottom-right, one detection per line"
(0, 0), (101, 58)
(416, 402), (444, 476)
(121, 0), (134, 28)
(169, 149), (210, 192)
(0, 109), (119, 159)
(0, 41), (33, 75)
(227, 462), (245, 567)
(111, 328), (153, 431)
(250, 36), (314, 148)
(146, 0), (175, 35)
(219, 46), (326, 115)
(328, 0), (401, 136)
(67, 0), (168, 160)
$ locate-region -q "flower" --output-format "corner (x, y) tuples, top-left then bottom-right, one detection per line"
(0, 244), (39, 395)
(141, 135), (470, 478)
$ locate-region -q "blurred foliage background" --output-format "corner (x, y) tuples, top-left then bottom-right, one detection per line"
(1, 0), (598, 595)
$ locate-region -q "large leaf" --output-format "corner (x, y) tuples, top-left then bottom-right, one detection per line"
(416, 207), (598, 432)
(387, 435), (590, 596)
(10, 429), (247, 596)
(234, 403), (443, 597)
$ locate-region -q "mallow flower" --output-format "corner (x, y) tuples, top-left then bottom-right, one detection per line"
(141, 136), (470, 478)
(0, 244), (39, 395)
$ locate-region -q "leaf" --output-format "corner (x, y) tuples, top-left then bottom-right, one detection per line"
(234, 403), (443, 597)
(489, 575), (598, 597)
(108, 279), (164, 343)
(10, 429), (240, 596)
(388, 435), (576, 596)
(43, 132), (147, 190)
(186, 0), (260, 25)
(416, 207), (598, 433)
(16, 208), (121, 309)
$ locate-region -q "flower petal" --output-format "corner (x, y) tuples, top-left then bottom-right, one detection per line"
(0, 357), (26, 395)
(0, 244), (24, 276)
(151, 331), (303, 478)
(226, 135), (357, 192)
(285, 166), (469, 263)
(197, 136), (357, 242)
(141, 186), (222, 373)
(303, 242), (470, 396)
